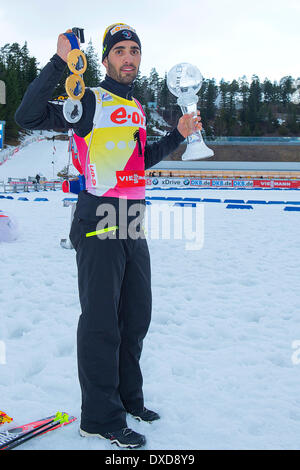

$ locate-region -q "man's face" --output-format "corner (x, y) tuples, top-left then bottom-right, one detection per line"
(103, 40), (141, 85)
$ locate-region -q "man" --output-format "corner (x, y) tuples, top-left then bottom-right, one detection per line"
(15, 23), (202, 449)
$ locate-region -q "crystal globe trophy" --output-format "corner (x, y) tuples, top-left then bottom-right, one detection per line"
(167, 63), (214, 160)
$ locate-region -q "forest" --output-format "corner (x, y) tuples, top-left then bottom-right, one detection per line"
(0, 41), (299, 143)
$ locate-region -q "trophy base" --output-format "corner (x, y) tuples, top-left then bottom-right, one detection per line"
(182, 140), (214, 161)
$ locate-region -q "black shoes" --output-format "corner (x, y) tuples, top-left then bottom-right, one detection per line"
(80, 408), (160, 448)
(80, 427), (146, 449)
(129, 407), (160, 423)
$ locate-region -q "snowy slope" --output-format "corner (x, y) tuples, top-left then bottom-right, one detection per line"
(149, 109), (169, 136)
(1, 139), (300, 450)
(0, 132), (75, 182)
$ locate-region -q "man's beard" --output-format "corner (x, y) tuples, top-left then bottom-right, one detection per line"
(106, 60), (139, 85)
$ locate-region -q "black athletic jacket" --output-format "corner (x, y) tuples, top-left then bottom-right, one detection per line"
(15, 54), (185, 170)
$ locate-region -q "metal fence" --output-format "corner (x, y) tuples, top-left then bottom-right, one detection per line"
(0, 181), (62, 193)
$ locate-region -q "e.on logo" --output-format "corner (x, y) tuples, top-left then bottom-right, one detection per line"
(111, 107), (145, 127)
(89, 164), (98, 187)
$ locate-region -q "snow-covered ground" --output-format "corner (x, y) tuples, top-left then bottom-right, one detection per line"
(0, 132), (76, 182)
(1, 139), (300, 450)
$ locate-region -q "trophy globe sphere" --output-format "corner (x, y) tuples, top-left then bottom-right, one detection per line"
(167, 63), (203, 97)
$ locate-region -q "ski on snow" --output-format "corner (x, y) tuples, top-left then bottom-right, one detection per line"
(0, 412), (76, 450)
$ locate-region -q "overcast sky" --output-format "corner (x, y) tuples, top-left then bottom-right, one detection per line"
(0, 0), (299, 84)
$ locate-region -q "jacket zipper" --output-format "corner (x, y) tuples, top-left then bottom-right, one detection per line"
(134, 130), (142, 157)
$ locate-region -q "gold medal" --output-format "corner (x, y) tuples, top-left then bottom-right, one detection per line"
(67, 49), (87, 75)
(65, 75), (85, 101)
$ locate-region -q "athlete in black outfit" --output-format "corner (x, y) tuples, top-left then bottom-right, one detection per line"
(15, 24), (202, 449)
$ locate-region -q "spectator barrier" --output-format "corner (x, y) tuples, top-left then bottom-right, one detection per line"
(146, 177), (300, 190)
(0, 180), (62, 193)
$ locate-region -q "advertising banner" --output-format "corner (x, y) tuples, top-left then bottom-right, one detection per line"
(146, 177), (300, 190)
(253, 179), (300, 189)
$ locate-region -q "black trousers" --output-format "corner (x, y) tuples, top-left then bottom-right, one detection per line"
(69, 191), (152, 433)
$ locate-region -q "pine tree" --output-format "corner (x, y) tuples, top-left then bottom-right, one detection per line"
(279, 76), (294, 106)
(263, 79), (275, 103)
(216, 79), (240, 135)
(132, 71), (145, 105)
(238, 76), (250, 127)
(156, 73), (177, 125)
(247, 75), (262, 135)
(205, 79), (217, 121)
(286, 103), (299, 133)
(82, 39), (102, 87)
(4, 66), (21, 139)
(157, 73), (169, 109)
(0, 42), (38, 141)
(148, 68), (160, 103)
